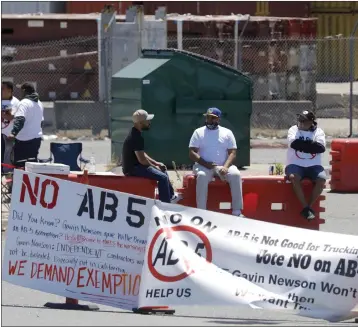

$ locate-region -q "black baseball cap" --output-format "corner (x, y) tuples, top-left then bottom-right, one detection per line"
(18, 82), (35, 94)
(297, 110), (316, 122)
(2, 81), (14, 91)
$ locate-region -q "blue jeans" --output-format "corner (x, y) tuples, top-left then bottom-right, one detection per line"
(129, 165), (174, 203)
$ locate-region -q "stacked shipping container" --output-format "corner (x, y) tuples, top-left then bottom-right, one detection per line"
(1, 15), (100, 101)
(165, 15), (317, 101)
(310, 1), (358, 81)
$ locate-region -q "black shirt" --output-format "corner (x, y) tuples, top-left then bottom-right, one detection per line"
(122, 127), (145, 175)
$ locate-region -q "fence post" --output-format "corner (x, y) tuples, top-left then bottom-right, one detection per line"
(237, 15), (251, 72)
(234, 20), (239, 69)
(348, 20), (358, 137)
(177, 20), (183, 50)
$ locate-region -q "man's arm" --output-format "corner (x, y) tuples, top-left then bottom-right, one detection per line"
(291, 128), (326, 154)
(223, 149), (236, 169)
(135, 151), (154, 167)
(145, 153), (160, 167)
(10, 103), (27, 137)
(132, 135), (152, 167)
(189, 147), (213, 169)
(223, 131), (237, 169)
(188, 130), (215, 169)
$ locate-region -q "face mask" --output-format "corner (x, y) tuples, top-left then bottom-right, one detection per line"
(142, 125), (150, 131)
(205, 122), (218, 130)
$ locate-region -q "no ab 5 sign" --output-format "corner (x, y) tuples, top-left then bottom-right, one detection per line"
(147, 214), (213, 283)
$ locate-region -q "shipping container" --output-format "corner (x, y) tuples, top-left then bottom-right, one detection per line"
(1, 14), (100, 101)
(1, 1), (66, 14)
(310, 1), (358, 13)
(268, 2), (310, 17)
(3, 49), (99, 101)
(144, 1), (257, 16)
(311, 12), (358, 80)
(1, 14), (100, 44)
(142, 1), (309, 17)
(66, 1), (131, 14)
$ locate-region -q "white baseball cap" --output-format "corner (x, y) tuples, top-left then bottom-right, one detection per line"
(132, 109), (154, 123)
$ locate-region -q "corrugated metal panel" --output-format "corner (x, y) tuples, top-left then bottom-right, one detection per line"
(1, 1), (66, 14)
(143, 1), (197, 15)
(199, 2), (256, 15)
(312, 13), (358, 80)
(143, 1), (257, 16)
(66, 1), (127, 14)
(310, 1), (358, 12)
(3, 41), (99, 101)
(2, 17), (98, 43)
(256, 1), (269, 15)
(268, 2), (310, 17)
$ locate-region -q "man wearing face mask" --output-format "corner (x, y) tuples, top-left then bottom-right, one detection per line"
(189, 107), (243, 216)
(286, 110), (326, 221)
(122, 109), (180, 204)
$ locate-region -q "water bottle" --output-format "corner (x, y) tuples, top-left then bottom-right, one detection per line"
(88, 155), (96, 174)
(269, 165), (275, 176)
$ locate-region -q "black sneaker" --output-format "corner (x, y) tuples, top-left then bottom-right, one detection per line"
(306, 208), (315, 221)
(300, 207), (315, 221)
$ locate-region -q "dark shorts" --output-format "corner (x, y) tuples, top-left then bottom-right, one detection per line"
(285, 164), (327, 181)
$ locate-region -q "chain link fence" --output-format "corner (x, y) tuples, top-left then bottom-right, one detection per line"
(1, 36), (109, 139)
(2, 34), (357, 139)
(168, 35), (358, 138)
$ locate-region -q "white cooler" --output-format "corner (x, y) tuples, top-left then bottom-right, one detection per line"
(25, 162), (70, 175)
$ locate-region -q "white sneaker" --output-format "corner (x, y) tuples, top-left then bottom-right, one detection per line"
(171, 192), (183, 204)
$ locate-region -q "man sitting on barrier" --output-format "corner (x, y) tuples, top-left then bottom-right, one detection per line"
(122, 109), (180, 204)
(286, 110), (326, 221)
(188, 107), (243, 217)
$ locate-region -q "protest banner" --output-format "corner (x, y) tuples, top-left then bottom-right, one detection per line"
(138, 202), (358, 322)
(2, 170), (154, 310)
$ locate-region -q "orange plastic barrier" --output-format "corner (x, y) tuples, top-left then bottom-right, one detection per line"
(177, 174), (325, 230)
(47, 173), (157, 198)
(330, 138), (358, 192)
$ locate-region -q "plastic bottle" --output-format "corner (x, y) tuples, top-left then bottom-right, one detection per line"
(88, 155), (96, 174)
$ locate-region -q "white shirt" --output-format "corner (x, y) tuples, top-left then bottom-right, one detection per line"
(1, 96), (20, 137)
(189, 126), (237, 166)
(14, 98), (44, 141)
(286, 125), (326, 167)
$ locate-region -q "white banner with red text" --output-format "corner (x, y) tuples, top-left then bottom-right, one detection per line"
(138, 202), (358, 322)
(2, 170), (154, 310)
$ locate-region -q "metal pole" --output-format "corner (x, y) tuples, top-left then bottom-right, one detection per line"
(103, 36), (111, 138)
(177, 20), (183, 50)
(238, 15), (250, 72)
(234, 20), (239, 69)
(348, 19), (358, 137)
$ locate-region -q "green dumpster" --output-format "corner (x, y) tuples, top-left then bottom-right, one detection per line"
(111, 49), (253, 168)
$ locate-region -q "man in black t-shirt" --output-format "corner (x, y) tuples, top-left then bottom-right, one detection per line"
(122, 109), (179, 203)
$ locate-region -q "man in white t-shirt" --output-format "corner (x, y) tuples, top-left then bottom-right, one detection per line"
(189, 107), (243, 216)
(8, 83), (44, 167)
(1, 81), (20, 172)
(285, 110), (326, 221)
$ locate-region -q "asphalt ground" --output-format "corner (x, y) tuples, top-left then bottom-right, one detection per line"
(1, 141), (357, 326)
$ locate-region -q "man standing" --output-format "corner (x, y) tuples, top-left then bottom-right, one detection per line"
(8, 83), (44, 167)
(122, 109), (179, 203)
(285, 110), (326, 220)
(1, 81), (20, 171)
(188, 107), (243, 216)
